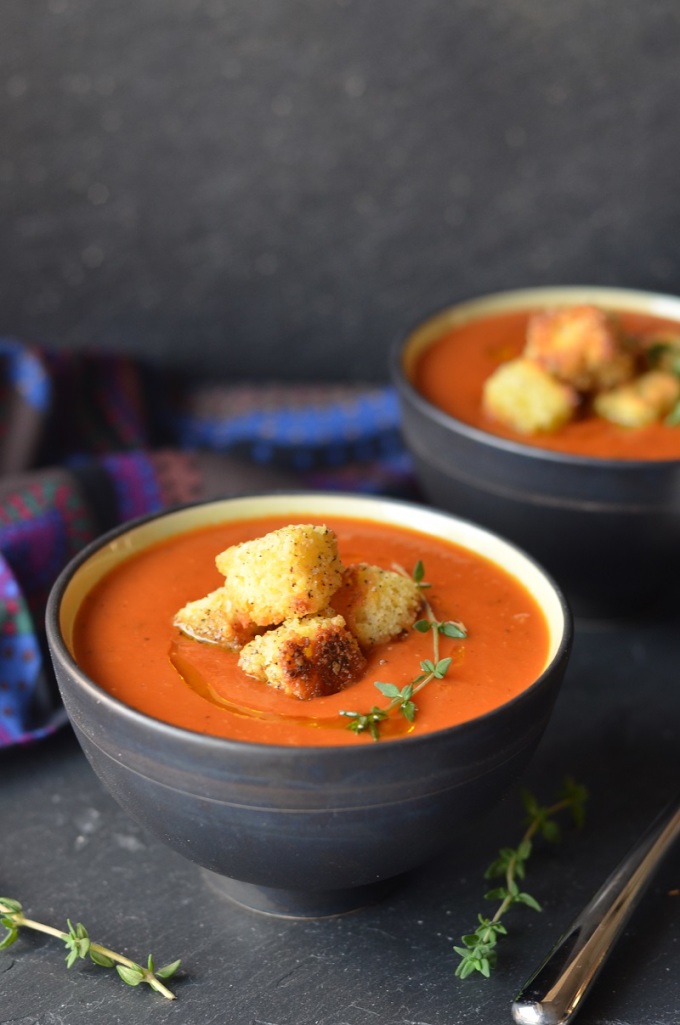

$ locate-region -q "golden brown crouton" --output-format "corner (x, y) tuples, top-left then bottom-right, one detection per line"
(331, 563), (424, 649)
(174, 587), (258, 649)
(593, 370), (680, 427)
(482, 357), (577, 434)
(524, 305), (635, 392)
(238, 614), (366, 699)
(215, 524), (344, 627)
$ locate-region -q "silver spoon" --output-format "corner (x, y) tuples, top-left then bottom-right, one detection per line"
(512, 791), (680, 1025)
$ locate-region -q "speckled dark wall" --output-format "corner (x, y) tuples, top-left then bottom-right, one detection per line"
(2, 1), (680, 381)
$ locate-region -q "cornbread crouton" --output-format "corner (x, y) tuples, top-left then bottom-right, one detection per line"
(174, 587), (258, 649)
(524, 305), (635, 392)
(331, 563), (424, 649)
(482, 357), (577, 434)
(593, 370), (680, 427)
(215, 524), (344, 626)
(238, 614), (366, 699)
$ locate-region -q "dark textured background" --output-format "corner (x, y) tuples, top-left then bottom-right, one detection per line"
(2, 0), (680, 380)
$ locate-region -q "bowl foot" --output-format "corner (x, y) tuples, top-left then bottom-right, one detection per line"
(201, 869), (398, 919)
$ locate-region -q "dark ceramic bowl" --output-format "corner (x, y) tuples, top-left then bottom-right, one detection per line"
(46, 493), (571, 918)
(392, 285), (680, 620)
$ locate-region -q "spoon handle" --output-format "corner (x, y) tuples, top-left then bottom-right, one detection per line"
(512, 792), (680, 1025)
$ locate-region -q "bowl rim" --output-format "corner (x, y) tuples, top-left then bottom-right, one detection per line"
(45, 491), (572, 761)
(391, 283), (680, 470)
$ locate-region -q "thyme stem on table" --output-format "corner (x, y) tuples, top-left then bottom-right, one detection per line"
(0, 898), (181, 999)
(454, 776), (589, 979)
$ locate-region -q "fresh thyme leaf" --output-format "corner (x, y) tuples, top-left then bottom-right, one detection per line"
(400, 700), (417, 722)
(646, 342), (666, 365)
(516, 891), (542, 911)
(454, 778), (588, 979)
(117, 964), (145, 986)
(483, 886), (509, 902)
(90, 948), (116, 968)
(413, 560), (426, 583)
(156, 959), (182, 979)
(484, 846), (519, 879)
(647, 341), (680, 376)
(375, 682), (402, 699)
(440, 621), (467, 639)
(339, 560), (467, 740)
(412, 560), (432, 587)
(0, 922), (18, 949)
(517, 838), (532, 861)
(0, 898), (22, 914)
(540, 818), (562, 843)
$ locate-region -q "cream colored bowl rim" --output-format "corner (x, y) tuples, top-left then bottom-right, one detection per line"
(402, 285), (680, 365)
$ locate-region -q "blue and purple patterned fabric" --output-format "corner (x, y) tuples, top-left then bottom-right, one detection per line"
(0, 337), (418, 747)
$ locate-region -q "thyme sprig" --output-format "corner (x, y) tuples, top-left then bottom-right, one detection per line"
(0, 898), (181, 999)
(339, 560), (467, 741)
(454, 776), (588, 979)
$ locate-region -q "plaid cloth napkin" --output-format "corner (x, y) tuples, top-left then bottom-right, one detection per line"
(0, 337), (418, 748)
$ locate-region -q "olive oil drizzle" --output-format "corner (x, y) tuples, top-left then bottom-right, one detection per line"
(169, 640), (412, 736)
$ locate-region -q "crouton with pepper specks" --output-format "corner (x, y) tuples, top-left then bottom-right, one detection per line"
(238, 613), (366, 700)
(214, 524), (344, 627)
(174, 587), (259, 649)
(331, 563), (424, 649)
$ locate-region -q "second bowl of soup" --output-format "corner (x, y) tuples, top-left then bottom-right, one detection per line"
(393, 285), (680, 619)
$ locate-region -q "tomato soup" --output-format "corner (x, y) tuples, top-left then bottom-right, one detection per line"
(414, 309), (680, 460)
(72, 515), (550, 746)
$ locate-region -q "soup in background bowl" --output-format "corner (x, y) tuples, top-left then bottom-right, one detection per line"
(46, 492), (571, 918)
(392, 285), (680, 619)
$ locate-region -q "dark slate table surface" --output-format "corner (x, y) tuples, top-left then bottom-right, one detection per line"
(2, 599), (679, 1025)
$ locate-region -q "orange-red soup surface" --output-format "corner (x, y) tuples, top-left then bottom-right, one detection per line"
(73, 516), (550, 746)
(414, 309), (680, 460)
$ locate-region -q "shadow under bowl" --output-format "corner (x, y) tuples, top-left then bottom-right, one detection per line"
(392, 285), (680, 621)
(45, 493), (571, 918)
